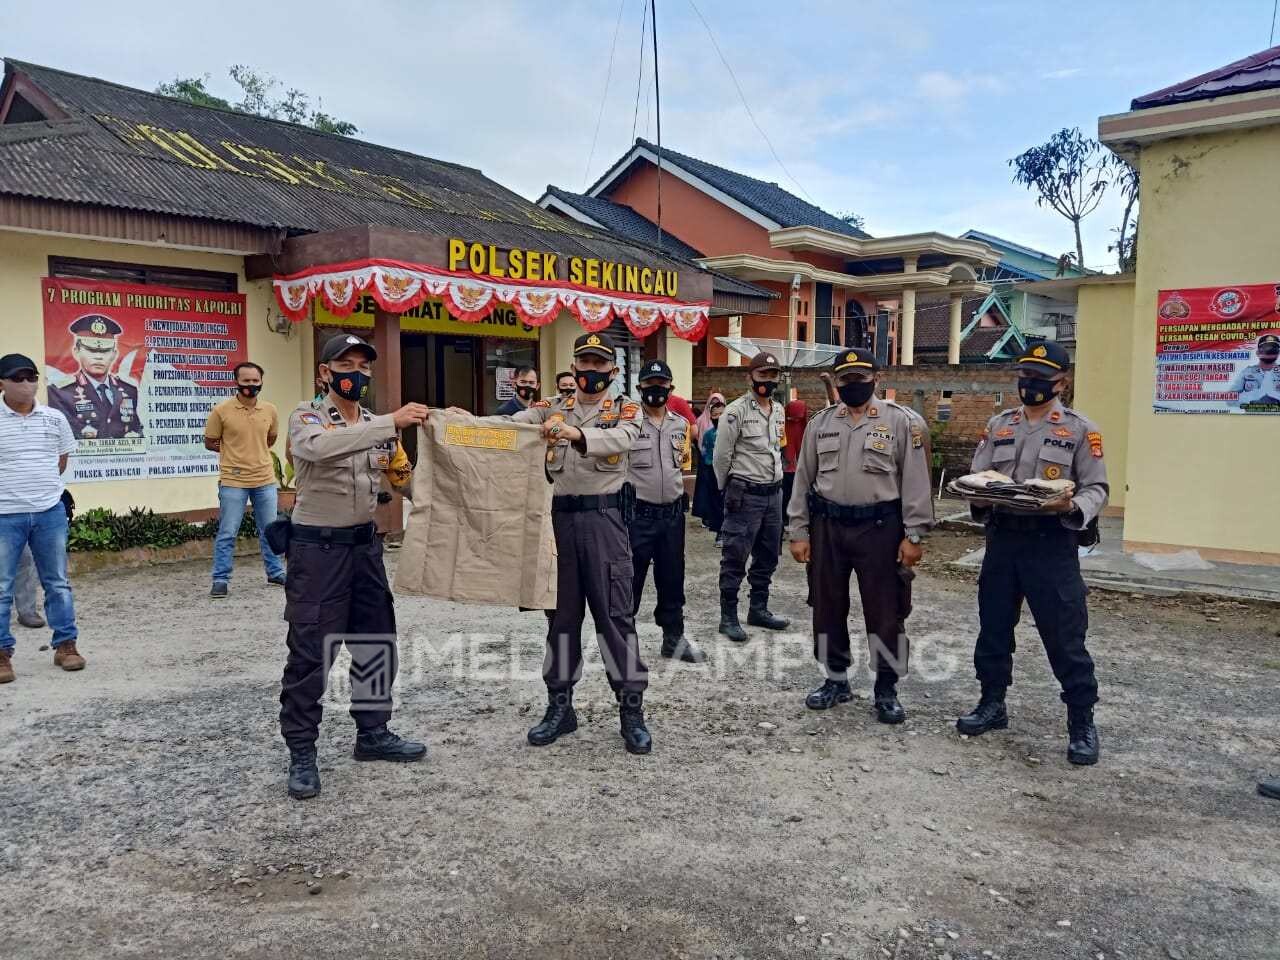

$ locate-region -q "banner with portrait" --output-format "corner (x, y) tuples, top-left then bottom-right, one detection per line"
(42, 277), (248, 482)
(1154, 284), (1280, 414)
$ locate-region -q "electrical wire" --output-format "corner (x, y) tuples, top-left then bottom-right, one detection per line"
(684, 0), (816, 205)
(583, 0), (629, 190)
(630, 0), (649, 145)
(1271, 0), (1278, 45)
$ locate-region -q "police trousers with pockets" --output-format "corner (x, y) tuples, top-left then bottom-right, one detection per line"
(717, 485), (783, 608)
(974, 526), (1098, 707)
(630, 505), (686, 637)
(279, 536), (398, 749)
(546, 507), (648, 694)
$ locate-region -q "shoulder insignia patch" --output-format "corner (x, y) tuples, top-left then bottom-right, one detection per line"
(532, 399), (551, 408)
(1087, 431), (1104, 458)
(910, 424), (924, 449)
(564, 397), (575, 409)
(298, 412), (322, 425)
(867, 406), (879, 417)
(602, 398), (614, 410)
(1049, 410), (1062, 423)
(620, 402), (639, 421)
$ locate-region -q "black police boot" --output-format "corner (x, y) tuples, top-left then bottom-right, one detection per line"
(618, 691), (652, 755)
(1067, 705), (1100, 766)
(287, 746), (321, 800)
(527, 689), (578, 746)
(873, 675), (906, 725)
(353, 725), (428, 762)
(661, 631), (707, 663)
(1258, 777), (1280, 800)
(718, 596), (748, 642)
(956, 693), (1008, 736)
(746, 597), (790, 630)
(805, 678), (852, 710)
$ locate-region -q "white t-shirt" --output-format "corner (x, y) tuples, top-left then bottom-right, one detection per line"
(0, 400), (77, 514)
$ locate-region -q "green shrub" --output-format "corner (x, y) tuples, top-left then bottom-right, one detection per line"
(67, 506), (262, 553)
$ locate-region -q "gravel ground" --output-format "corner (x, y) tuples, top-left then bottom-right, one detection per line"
(2, 526), (1277, 960)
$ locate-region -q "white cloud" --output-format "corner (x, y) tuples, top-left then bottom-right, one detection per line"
(1041, 67), (1084, 80)
(915, 70), (1005, 104)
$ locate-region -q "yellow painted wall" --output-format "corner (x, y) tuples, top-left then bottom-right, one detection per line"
(1124, 126), (1280, 556)
(0, 229), (311, 514)
(1072, 281), (1135, 510)
(666, 329), (694, 399)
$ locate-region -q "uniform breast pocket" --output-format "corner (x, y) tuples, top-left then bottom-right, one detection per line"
(741, 421), (764, 442)
(990, 442), (1017, 470)
(1035, 443), (1074, 481)
(631, 438), (654, 469)
(817, 435), (841, 473)
(595, 452), (625, 472)
(546, 442), (568, 473)
(862, 433), (894, 473)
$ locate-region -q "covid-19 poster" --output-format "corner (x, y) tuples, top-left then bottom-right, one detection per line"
(42, 277), (248, 482)
(1154, 284), (1280, 414)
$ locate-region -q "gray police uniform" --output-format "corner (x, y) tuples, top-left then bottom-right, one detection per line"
(278, 397), (404, 748)
(510, 395), (648, 693)
(1226, 363), (1280, 405)
(627, 408), (692, 640)
(970, 399), (1109, 706)
(713, 392), (786, 612)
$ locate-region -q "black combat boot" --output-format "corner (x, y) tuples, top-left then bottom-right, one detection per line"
(527, 689), (578, 746)
(805, 678), (852, 710)
(661, 631), (707, 663)
(353, 725), (429, 762)
(618, 691), (652, 755)
(746, 596), (789, 630)
(287, 746), (321, 800)
(956, 692), (1008, 736)
(1067, 705), (1100, 766)
(718, 595), (748, 642)
(873, 674), (906, 725)
(1258, 777), (1280, 800)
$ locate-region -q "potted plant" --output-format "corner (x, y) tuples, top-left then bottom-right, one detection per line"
(272, 451), (296, 513)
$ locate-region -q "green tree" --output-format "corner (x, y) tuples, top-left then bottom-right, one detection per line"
(156, 66), (357, 136)
(1010, 128), (1109, 271)
(836, 210), (866, 232)
(1107, 157), (1139, 273)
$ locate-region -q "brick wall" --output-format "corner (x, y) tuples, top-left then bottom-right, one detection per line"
(690, 362), (1066, 475)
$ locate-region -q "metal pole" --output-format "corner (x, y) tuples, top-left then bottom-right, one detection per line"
(650, 0), (662, 252)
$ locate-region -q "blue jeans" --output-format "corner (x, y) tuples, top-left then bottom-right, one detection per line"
(212, 483), (286, 583)
(0, 504), (78, 652)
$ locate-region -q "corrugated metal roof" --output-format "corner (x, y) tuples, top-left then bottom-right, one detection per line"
(1131, 45), (1280, 110)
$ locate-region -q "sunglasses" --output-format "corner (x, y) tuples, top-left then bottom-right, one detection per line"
(5, 372), (38, 383)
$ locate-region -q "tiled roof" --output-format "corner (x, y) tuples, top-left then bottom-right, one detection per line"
(591, 138), (870, 239)
(0, 60), (699, 276)
(541, 187), (776, 301)
(1131, 45), (1280, 109)
(913, 295), (1013, 358)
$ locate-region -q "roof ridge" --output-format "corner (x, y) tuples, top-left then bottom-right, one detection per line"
(3, 57), (486, 177)
(1130, 44), (1280, 109)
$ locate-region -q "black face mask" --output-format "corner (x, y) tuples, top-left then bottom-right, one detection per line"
(1017, 376), (1058, 406)
(515, 385), (536, 401)
(1260, 353), (1279, 365)
(752, 379), (778, 399)
(837, 381), (876, 408)
(558, 387), (575, 398)
(576, 369), (611, 395)
(237, 384), (262, 398)
(641, 385), (671, 407)
(329, 370), (372, 402)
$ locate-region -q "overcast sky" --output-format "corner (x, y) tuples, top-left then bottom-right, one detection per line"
(5, 0), (1276, 270)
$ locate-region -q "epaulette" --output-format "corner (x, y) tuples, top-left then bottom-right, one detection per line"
(620, 401), (639, 421)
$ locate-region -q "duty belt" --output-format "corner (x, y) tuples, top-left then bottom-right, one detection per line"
(552, 493), (622, 513)
(809, 493), (901, 524)
(729, 477), (783, 496)
(635, 495), (686, 518)
(290, 522), (376, 545)
(988, 511), (1069, 534)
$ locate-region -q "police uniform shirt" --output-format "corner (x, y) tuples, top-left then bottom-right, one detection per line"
(628, 408), (691, 505)
(972, 399), (1109, 528)
(287, 397), (399, 527)
(712, 392), (785, 488)
(47, 371), (143, 439)
(1225, 364), (1280, 403)
(787, 400), (934, 541)
(510, 395), (642, 496)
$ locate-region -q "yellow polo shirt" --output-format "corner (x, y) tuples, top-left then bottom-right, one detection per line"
(204, 397), (279, 488)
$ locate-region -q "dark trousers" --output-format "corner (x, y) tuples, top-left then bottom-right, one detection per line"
(810, 515), (911, 680)
(975, 527), (1098, 707)
(630, 504), (686, 637)
(718, 484), (783, 608)
(547, 507), (648, 694)
(279, 536), (397, 749)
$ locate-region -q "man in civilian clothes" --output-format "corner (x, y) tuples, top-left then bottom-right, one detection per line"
(497, 366), (540, 416)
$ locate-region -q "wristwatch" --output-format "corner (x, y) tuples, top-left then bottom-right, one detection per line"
(906, 533), (923, 545)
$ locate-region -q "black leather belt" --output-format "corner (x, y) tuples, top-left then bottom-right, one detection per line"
(810, 493), (901, 524)
(635, 497), (685, 517)
(290, 522), (375, 545)
(988, 512), (1068, 534)
(552, 493), (622, 513)
(729, 477), (782, 496)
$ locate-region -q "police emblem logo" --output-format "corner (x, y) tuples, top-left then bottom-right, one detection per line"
(872, 440), (887, 451)
(606, 454), (620, 464)
(1033, 345), (1047, 358)
(1043, 465), (1062, 480)
(586, 334), (602, 346)
(650, 362), (660, 372)
(90, 319), (108, 335)
(766, 355), (776, 364)
(299, 412), (323, 425)
(846, 352), (856, 362)
(345, 335), (361, 345)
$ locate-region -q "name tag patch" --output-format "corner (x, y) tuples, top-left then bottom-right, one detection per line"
(445, 424), (518, 451)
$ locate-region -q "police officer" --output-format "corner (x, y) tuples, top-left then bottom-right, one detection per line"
(628, 359), (704, 664)
(957, 339), (1108, 766)
(47, 315), (144, 440)
(713, 351), (790, 641)
(788, 348), (934, 721)
(506, 332), (651, 754)
(1223, 333), (1280, 406)
(278, 333), (430, 800)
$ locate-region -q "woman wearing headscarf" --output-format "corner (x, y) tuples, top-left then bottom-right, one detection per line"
(782, 398), (810, 513)
(691, 391), (726, 537)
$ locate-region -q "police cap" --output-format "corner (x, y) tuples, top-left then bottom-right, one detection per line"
(638, 359), (673, 382)
(1015, 339), (1071, 374)
(748, 351), (782, 373)
(320, 333), (378, 363)
(831, 347), (878, 374)
(573, 331), (616, 360)
(69, 314), (122, 338)
(1258, 333), (1280, 350)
